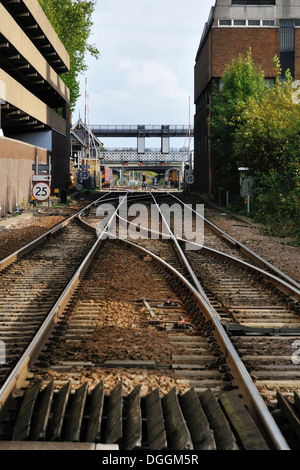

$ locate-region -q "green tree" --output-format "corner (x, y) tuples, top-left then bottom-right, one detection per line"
(39, 0), (100, 112)
(234, 59), (300, 177)
(234, 59), (300, 239)
(210, 49), (266, 194)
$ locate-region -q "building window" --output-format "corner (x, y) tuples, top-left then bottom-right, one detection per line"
(234, 19), (246, 25)
(280, 20), (295, 78)
(262, 20), (275, 26)
(218, 19), (276, 27)
(232, 1), (275, 5)
(280, 20), (295, 52)
(219, 19), (232, 26)
(248, 19), (261, 26)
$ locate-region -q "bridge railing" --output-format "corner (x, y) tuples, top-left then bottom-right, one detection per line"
(90, 125), (194, 137)
(101, 150), (191, 163)
(102, 147), (190, 153)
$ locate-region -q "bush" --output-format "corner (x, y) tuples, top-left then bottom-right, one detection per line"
(253, 171), (300, 242)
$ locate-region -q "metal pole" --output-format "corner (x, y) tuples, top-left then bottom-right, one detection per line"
(48, 154), (51, 208)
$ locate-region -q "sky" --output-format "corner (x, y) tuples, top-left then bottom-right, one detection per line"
(73, 0), (216, 149)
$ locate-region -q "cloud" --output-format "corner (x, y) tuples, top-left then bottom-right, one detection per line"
(117, 58), (133, 71)
(127, 60), (188, 100)
(74, 0), (216, 147)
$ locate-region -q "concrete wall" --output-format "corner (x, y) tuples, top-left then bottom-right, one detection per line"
(21, 0), (70, 71)
(0, 3), (69, 104)
(214, 0), (300, 21)
(0, 0), (70, 208)
(0, 69), (67, 136)
(0, 136), (48, 216)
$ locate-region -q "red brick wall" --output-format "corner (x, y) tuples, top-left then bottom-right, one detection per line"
(194, 36), (211, 102)
(211, 27), (279, 78)
(295, 29), (300, 80)
(0, 136), (47, 216)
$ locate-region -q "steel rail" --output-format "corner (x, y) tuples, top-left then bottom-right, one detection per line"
(177, 239), (300, 301)
(79, 194), (294, 449)
(149, 192), (210, 304)
(111, 214), (300, 300)
(102, 230), (290, 451)
(82, 205), (300, 306)
(0, 192), (289, 449)
(0, 192), (112, 272)
(0, 193), (128, 412)
(168, 192), (300, 291)
(90, 191), (169, 206)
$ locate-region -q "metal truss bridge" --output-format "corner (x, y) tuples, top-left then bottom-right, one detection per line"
(100, 148), (192, 171)
(88, 124), (194, 171)
(92, 124), (193, 156)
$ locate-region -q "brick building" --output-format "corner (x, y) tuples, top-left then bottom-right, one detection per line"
(0, 0), (70, 215)
(194, 0), (300, 195)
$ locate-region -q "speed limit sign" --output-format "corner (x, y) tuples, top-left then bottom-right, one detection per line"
(185, 171), (194, 185)
(32, 182), (51, 201)
(79, 169), (90, 180)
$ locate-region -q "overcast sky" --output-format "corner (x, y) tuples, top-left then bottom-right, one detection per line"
(73, 0), (216, 148)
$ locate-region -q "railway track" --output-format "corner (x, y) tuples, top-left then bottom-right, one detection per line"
(0, 190), (299, 450)
(83, 191), (300, 448)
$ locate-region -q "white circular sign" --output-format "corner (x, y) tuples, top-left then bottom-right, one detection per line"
(77, 184), (83, 191)
(79, 169), (90, 180)
(32, 182), (51, 201)
(185, 173), (194, 185)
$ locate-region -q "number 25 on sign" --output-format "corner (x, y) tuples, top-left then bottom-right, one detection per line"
(32, 182), (51, 202)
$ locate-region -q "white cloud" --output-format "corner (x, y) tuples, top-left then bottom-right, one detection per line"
(117, 58), (133, 71)
(74, 0), (216, 146)
(127, 60), (188, 101)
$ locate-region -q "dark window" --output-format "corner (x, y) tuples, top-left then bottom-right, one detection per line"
(280, 20), (295, 78)
(234, 19), (246, 25)
(248, 19), (261, 25)
(232, 1), (275, 5)
(219, 19), (232, 25)
(262, 20), (275, 26)
(280, 20), (295, 52)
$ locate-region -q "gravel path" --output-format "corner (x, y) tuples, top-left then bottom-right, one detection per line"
(204, 207), (300, 284)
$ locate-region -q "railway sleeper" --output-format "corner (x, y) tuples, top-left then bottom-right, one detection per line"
(224, 324), (300, 337)
(0, 380), (271, 450)
(270, 392), (300, 450)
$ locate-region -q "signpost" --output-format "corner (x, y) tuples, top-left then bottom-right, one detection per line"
(32, 182), (51, 202)
(79, 169), (90, 181)
(32, 174), (52, 183)
(32, 158), (52, 206)
(185, 170), (194, 185)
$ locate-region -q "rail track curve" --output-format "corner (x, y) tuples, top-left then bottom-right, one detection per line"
(0, 190), (299, 450)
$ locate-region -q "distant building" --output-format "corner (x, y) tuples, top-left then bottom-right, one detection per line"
(194, 0), (300, 195)
(0, 0), (70, 214)
(70, 118), (104, 190)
